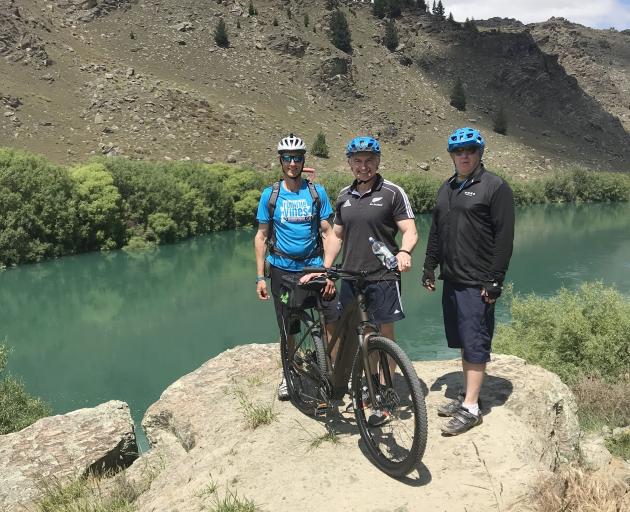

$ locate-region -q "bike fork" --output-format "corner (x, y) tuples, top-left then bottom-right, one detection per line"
(358, 331), (379, 406)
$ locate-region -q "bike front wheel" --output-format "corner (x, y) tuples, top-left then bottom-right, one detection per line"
(281, 310), (329, 416)
(351, 335), (428, 478)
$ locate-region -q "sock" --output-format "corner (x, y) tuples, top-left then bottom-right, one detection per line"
(462, 402), (479, 416)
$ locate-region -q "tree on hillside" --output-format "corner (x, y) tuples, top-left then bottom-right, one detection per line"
(373, 0), (386, 18)
(493, 106), (508, 135)
(434, 0), (445, 19)
(312, 132), (329, 158)
(214, 18), (229, 48)
(384, 20), (399, 51)
(388, 0), (402, 18)
(329, 9), (352, 53)
(248, 1), (256, 16)
(464, 17), (478, 32)
(450, 78), (466, 111)
(416, 0), (427, 12)
(273, 17), (278, 26)
(448, 12), (455, 23)
(431, 0), (436, 14)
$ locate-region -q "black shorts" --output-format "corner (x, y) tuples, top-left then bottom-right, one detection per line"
(339, 278), (405, 325)
(442, 281), (495, 364)
(270, 265), (340, 339)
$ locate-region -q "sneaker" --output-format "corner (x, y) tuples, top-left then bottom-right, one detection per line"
(437, 393), (483, 417)
(277, 377), (289, 401)
(368, 408), (391, 427)
(440, 406), (482, 436)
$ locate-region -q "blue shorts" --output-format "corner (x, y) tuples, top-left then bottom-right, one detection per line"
(442, 281), (495, 364)
(340, 279), (405, 325)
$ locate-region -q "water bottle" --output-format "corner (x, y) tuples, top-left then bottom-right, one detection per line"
(369, 237), (398, 270)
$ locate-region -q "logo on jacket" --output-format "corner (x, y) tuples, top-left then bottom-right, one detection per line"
(342, 199), (352, 208)
(370, 197), (383, 206)
(464, 191), (476, 197)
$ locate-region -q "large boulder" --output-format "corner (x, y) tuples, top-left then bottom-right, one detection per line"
(0, 400), (138, 510)
(133, 345), (581, 512)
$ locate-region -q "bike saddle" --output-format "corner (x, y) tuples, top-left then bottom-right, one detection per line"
(298, 276), (327, 291)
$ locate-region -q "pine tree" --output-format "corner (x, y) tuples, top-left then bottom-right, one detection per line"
(273, 17), (278, 26)
(450, 78), (466, 111)
(431, 0), (436, 14)
(214, 18), (229, 48)
(329, 9), (352, 53)
(248, 0), (255, 16)
(312, 132), (329, 158)
(416, 0), (427, 12)
(434, 0), (445, 19)
(373, 0), (386, 19)
(448, 12), (454, 23)
(304, 13), (309, 27)
(388, 0), (402, 18)
(464, 17), (478, 32)
(493, 106), (508, 135)
(384, 20), (399, 51)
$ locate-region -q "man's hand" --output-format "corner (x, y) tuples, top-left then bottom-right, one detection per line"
(396, 251), (412, 272)
(421, 269), (436, 292)
(299, 272), (336, 300)
(481, 282), (501, 304)
(256, 280), (270, 300)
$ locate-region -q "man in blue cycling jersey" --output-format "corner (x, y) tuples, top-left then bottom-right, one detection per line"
(254, 134), (338, 400)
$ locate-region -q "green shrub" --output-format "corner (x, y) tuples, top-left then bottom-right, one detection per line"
(450, 78), (466, 111)
(329, 9), (352, 53)
(214, 19), (229, 48)
(384, 20), (399, 51)
(311, 132), (329, 158)
(0, 148), (78, 266)
(495, 282), (630, 384)
(70, 163), (123, 251)
(0, 344), (51, 434)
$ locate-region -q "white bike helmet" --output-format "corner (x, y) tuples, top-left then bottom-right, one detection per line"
(277, 133), (306, 153)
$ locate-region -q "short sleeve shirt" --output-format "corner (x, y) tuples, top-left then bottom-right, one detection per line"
(257, 180), (333, 272)
(334, 174), (414, 280)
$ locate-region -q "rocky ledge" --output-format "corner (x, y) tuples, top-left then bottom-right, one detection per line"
(0, 400), (137, 510)
(2, 344), (628, 511)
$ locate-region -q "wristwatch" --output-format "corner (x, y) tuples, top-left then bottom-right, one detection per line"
(256, 275), (266, 283)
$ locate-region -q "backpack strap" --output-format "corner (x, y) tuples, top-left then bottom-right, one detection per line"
(266, 180), (282, 253)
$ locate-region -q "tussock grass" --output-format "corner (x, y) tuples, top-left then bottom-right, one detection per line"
(606, 432), (630, 461)
(572, 376), (630, 431)
(233, 389), (278, 429)
(196, 478), (259, 512)
(533, 465), (629, 512)
(37, 474), (138, 512)
(294, 420), (340, 450)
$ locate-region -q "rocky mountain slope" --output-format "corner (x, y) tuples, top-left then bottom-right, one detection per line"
(1, 0), (629, 175)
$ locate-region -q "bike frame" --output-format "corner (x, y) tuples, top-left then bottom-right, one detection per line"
(296, 271), (391, 406)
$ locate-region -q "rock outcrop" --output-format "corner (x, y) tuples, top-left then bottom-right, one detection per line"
(0, 400), (138, 510)
(132, 344), (581, 512)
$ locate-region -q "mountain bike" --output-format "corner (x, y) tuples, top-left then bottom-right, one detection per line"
(279, 265), (428, 478)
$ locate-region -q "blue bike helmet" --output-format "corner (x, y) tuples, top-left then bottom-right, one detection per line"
(447, 127), (485, 157)
(346, 136), (381, 157)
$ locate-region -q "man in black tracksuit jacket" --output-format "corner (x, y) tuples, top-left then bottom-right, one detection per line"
(422, 127), (515, 436)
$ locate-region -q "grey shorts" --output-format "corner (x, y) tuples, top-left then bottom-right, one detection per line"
(339, 278), (405, 325)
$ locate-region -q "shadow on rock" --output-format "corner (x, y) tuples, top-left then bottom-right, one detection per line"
(430, 371), (513, 416)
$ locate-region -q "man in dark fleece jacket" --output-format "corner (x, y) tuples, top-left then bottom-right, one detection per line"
(422, 127), (515, 436)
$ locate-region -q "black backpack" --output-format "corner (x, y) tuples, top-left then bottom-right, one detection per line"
(266, 179), (322, 261)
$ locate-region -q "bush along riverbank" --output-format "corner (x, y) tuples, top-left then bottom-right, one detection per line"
(495, 282), (630, 460)
(2, 148), (630, 266)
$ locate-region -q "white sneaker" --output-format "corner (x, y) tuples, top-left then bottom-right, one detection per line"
(277, 377), (289, 401)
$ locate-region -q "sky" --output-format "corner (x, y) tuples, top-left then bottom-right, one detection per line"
(445, 0), (630, 30)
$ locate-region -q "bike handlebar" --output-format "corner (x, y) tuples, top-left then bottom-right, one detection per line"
(302, 265), (399, 281)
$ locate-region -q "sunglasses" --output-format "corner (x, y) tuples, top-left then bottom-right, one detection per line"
(280, 154), (305, 163)
(452, 147), (479, 156)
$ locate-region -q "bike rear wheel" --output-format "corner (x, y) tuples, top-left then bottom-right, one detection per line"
(351, 335), (428, 477)
(281, 309), (330, 416)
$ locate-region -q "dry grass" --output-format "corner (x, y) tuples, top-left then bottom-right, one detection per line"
(233, 389), (278, 430)
(533, 465), (629, 512)
(571, 376), (630, 431)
